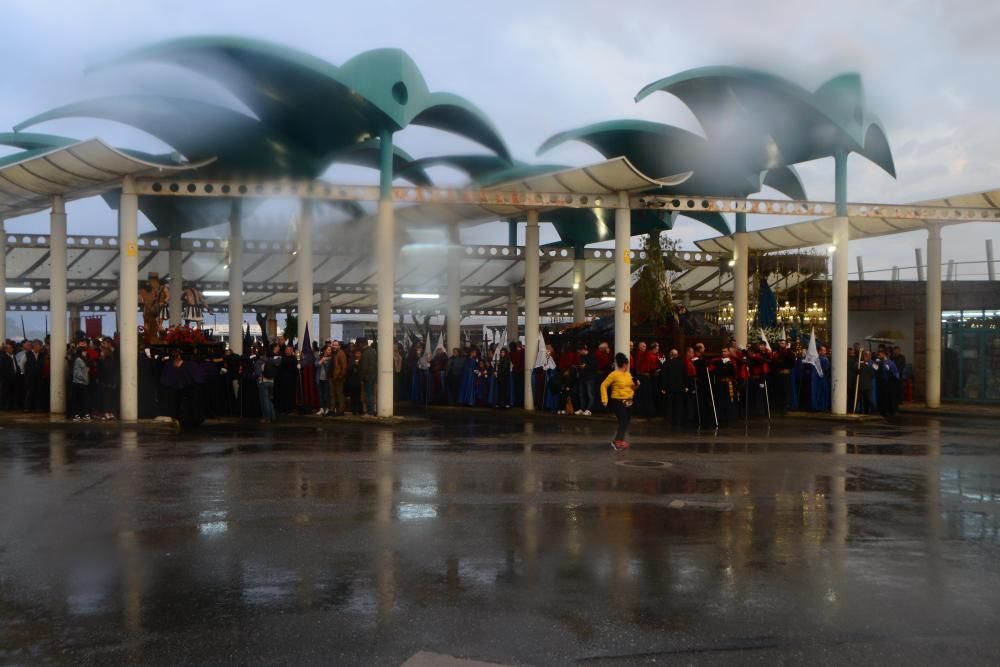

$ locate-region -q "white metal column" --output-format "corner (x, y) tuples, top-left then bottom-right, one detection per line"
(926, 224), (942, 408)
(49, 195), (67, 415)
(228, 210), (244, 354)
(733, 232), (749, 349)
(69, 305), (80, 339)
(119, 176), (139, 422)
(447, 226), (461, 352)
(296, 200), (313, 342)
(319, 287), (331, 344)
(524, 211), (540, 411)
(572, 254), (586, 323)
(168, 239), (183, 327)
(0, 216), (6, 343)
(376, 198), (396, 417)
(831, 216), (849, 415)
(614, 192), (630, 357)
(506, 285), (518, 342)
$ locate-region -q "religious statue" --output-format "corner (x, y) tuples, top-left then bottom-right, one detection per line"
(138, 272), (170, 342)
(182, 285), (207, 328)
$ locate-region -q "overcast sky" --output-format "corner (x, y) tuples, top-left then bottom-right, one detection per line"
(2, 0), (999, 284)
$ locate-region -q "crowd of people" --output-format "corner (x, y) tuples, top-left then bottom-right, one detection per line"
(0, 328), (908, 427)
(0, 337), (120, 419)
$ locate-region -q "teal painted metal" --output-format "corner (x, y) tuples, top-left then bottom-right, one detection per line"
(538, 119), (812, 237)
(91, 36), (510, 161)
(735, 212), (747, 235)
(508, 221), (517, 247)
(379, 129), (394, 201)
(835, 150), (848, 217)
(636, 66), (895, 178)
(12, 36), (510, 235)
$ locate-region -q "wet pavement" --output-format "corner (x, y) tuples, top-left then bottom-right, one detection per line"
(1, 410), (999, 666)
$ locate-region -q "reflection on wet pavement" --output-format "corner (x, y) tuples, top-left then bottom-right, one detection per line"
(1, 412), (999, 665)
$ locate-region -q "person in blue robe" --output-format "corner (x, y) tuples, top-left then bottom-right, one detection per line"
(458, 348), (481, 406)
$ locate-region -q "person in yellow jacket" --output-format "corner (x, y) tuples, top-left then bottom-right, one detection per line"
(601, 352), (638, 451)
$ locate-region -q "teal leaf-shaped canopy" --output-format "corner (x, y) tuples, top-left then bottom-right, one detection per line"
(537, 120), (812, 236)
(90, 36), (510, 163)
(635, 66), (895, 177)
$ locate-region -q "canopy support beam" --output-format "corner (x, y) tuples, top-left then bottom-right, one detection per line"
(49, 195), (67, 416)
(524, 210), (540, 411)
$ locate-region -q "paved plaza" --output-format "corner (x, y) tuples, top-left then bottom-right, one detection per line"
(1, 411), (998, 665)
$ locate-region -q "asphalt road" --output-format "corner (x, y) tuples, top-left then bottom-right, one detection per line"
(1, 410), (998, 665)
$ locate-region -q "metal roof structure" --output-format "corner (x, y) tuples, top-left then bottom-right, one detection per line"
(0, 137), (209, 218)
(694, 187), (1000, 254)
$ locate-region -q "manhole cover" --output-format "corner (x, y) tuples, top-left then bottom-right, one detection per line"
(615, 460), (672, 469)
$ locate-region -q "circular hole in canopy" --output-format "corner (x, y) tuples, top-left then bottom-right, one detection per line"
(392, 81), (409, 105)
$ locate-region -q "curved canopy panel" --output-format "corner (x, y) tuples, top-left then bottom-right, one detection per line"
(694, 187), (1000, 255)
(96, 36), (510, 163)
(327, 138), (433, 187)
(400, 154), (515, 182)
(0, 138), (211, 218)
(635, 66), (896, 177)
(15, 95), (319, 178)
(538, 119), (805, 200)
(370, 156), (690, 228)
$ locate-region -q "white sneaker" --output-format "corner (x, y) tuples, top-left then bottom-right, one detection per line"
(574, 409), (583, 415)
(582, 410), (592, 416)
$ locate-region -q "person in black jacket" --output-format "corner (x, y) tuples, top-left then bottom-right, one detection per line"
(662, 348), (687, 427)
(0, 342), (17, 410)
(23, 340), (45, 412)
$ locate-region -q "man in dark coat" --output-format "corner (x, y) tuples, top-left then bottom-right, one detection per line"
(662, 348), (687, 427)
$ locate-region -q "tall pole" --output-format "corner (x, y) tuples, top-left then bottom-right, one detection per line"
(926, 224), (942, 408)
(572, 246), (586, 323)
(376, 129), (396, 417)
(987, 239), (996, 282)
(733, 211), (749, 349)
(296, 199), (313, 344)
(524, 210), (540, 411)
(49, 195), (67, 415)
(319, 286), (331, 344)
(614, 191), (631, 356)
(506, 285), (518, 342)
(856, 256), (865, 282)
(228, 201), (244, 354)
(831, 151), (850, 415)
(0, 215), (6, 344)
(447, 225), (461, 352)
(119, 176), (139, 422)
(915, 248), (925, 282)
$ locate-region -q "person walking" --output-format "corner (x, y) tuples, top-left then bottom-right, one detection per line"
(600, 352), (637, 452)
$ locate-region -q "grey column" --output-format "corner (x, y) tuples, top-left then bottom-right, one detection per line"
(319, 286), (331, 344)
(49, 196), (67, 415)
(228, 207), (244, 354)
(168, 238), (183, 327)
(0, 216), (6, 343)
(296, 200), (314, 342)
(926, 224), (942, 408)
(524, 211), (540, 411)
(447, 226), (462, 352)
(614, 192), (631, 356)
(506, 285), (518, 342)
(572, 248), (586, 323)
(119, 176), (139, 421)
(69, 305), (81, 339)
